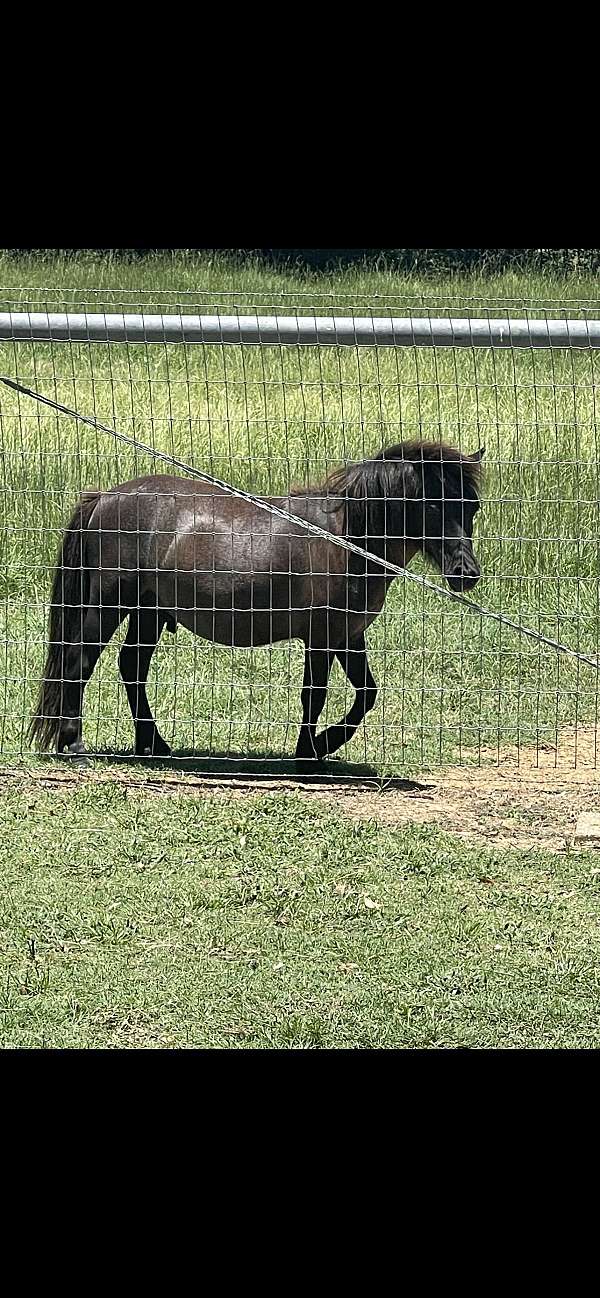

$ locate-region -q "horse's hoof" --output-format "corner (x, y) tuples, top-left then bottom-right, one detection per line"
(61, 742), (92, 768)
(295, 756), (328, 774)
(135, 737), (171, 758)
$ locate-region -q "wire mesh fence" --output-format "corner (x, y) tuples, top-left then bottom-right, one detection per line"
(0, 284), (599, 774)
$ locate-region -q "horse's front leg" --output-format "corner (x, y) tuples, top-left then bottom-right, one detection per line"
(295, 648), (334, 765)
(312, 634), (378, 761)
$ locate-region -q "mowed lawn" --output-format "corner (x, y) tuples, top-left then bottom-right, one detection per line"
(2, 778), (600, 1049)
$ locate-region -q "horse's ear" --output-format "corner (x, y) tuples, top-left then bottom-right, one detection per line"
(470, 446), (485, 462)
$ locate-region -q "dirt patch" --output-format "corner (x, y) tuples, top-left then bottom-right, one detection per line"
(478, 724), (600, 772)
(316, 766), (600, 853)
(3, 728), (600, 854)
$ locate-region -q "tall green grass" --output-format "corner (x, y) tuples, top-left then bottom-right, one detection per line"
(1, 253), (599, 769)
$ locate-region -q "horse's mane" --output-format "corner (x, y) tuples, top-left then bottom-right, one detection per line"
(306, 440), (483, 544)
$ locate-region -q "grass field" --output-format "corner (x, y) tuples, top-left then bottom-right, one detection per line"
(1, 252), (600, 1049)
(1, 251), (599, 771)
(2, 776), (600, 1049)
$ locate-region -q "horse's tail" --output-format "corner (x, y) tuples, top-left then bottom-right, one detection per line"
(29, 491), (101, 751)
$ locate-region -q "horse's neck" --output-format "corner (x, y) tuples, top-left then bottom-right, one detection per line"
(393, 539), (419, 568)
(363, 538), (419, 570)
(300, 494), (419, 572)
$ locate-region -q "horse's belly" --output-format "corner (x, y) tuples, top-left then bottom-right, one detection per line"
(173, 607), (303, 647)
(152, 567), (388, 649)
(154, 567), (308, 647)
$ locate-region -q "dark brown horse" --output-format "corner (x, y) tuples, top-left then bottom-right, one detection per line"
(30, 440), (483, 766)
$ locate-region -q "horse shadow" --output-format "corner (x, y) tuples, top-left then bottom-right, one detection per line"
(50, 746), (431, 793)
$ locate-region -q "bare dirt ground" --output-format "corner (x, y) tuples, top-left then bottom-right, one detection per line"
(330, 763), (600, 853)
(4, 727), (600, 854)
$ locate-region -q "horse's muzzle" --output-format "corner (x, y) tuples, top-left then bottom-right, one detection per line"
(446, 570), (480, 593)
(443, 549), (481, 593)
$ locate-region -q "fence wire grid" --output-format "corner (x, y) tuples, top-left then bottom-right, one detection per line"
(1, 287), (599, 775)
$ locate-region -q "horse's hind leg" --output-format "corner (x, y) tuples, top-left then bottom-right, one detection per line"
(56, 601), (124, 761)
(312, 634), (377, 762)
(119, 609), (171, 757)
(295, 648), (334, 765)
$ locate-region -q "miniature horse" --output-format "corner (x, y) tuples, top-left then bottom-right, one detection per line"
(30, 440), (483, 766)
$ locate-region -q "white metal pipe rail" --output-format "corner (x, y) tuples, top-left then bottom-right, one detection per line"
(1, 313), (600, 347)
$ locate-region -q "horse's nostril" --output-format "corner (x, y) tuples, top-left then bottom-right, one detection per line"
(446, 570), (480, 593)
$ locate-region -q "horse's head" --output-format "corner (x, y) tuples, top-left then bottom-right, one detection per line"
(419, 443), (483, 592)
(325, 441), (483, 592)
(373, 442), (484, 592)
